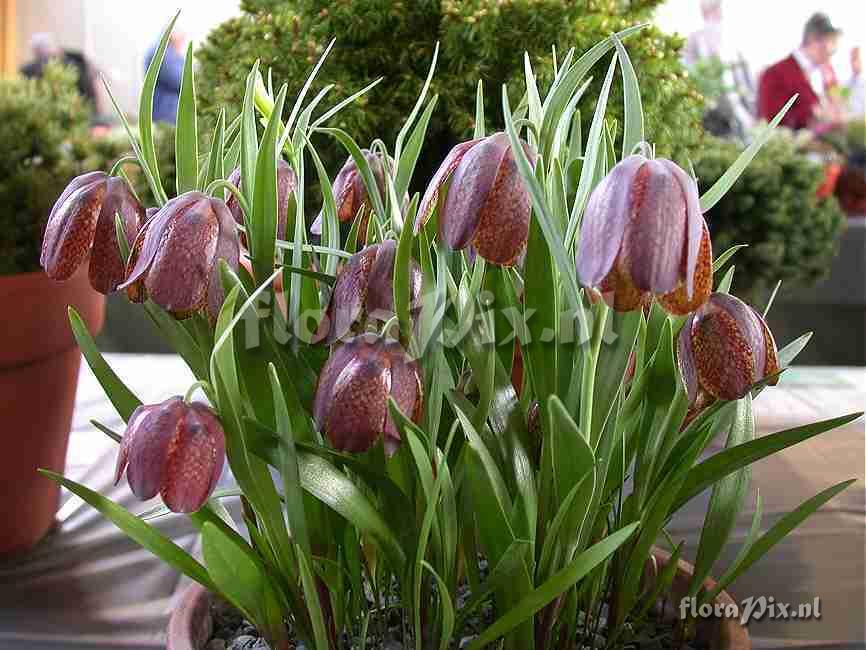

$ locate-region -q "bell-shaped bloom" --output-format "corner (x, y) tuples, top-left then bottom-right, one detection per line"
(315, 240), (422, 343)
(678, 292), (780, 405)
(576, 155), (712, 315)
(313, 334), (423, 455)
(225, 159), (297, 242)
(41, 171), (144, 293)
(121, 192), (240, 321)
(414, 132), (534, 266)
(114, 397), (226, 513)
(311, 149), (397, 244)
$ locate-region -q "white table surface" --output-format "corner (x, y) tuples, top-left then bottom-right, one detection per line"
(0, 354), (863, 649)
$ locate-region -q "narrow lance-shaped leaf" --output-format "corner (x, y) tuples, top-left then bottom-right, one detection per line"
(175, 42), (199, 193)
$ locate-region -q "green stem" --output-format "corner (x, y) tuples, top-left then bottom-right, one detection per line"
(184, 380), (212, 403)
(109, 155), (143, 177)
(579, 301), (608, 442)
(206, 179), (250, 216)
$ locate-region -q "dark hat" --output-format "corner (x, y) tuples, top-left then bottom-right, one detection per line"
(804, 12), (841, 40)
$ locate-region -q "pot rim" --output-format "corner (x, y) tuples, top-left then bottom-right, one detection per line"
(167, 547), (750, 649)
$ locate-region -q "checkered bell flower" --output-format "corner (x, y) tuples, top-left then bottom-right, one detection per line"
(225, 159), (297, 244)
(415, 132), (535, 266)
(313, 334), (423, 455)
(576, 155), (713, 315)
(678, 292), (780, 405)
(114, 397), (226, 513)
(120, 191), (240, 321)
(41, 172), (144, 293)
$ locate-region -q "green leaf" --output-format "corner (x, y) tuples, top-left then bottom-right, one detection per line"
(138, 12), (179, 205)
(250, 85), (288, 284)
(68, 307), (141, 421)
(175, 42), (199, 193)
(40, 470), (213, 591)
(612, 34), (644, 158)
(466, 522), (640, 650)
(474, 80), (486, 139)
(424, 561), (455, 650)
(394, 42), (439, 165)
(671, 412), (862, 514)
(522, 214), (558, 402)
(778, 332), (812, 367)
(205, 108), (227, 190)
(699, 95), (798, 212)
(240, 62), (261, 210)
(712, 244), (747, 272)
(705, 479), (855, 604)
(688, 394), (753, 595)
(298, 452), (405, 569)
(297, 547), (330, 650)
(395, 96), (438, 199)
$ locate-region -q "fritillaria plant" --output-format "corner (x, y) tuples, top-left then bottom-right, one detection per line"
(39, 13), (861, 650)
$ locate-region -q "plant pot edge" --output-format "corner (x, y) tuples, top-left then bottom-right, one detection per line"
(166, 547), (751, 649)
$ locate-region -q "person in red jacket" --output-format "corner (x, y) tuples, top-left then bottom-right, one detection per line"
(757, 13), (861, 131)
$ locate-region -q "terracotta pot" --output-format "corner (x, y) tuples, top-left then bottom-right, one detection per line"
(0, 268), (105, 556)
(167, 548), (750, 649)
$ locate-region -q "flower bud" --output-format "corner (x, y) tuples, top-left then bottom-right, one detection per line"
(114, 397), (226, 513)
(678, 292), (780, 404)
(121, 192), (240, 321)
(415, 133), (534, 266)
(225, 159), (297, 242)
(576, 155), (712, 315)
(41, 171), (144, 293)
(315, 240), (422, 343)
(313, 335), (423, 455)
(311, 149), (400, 244)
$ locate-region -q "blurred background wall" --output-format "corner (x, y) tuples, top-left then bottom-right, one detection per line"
(8, 0), (240, 109)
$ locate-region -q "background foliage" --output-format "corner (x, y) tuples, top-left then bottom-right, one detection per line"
(197, 0), (705, 197)
(695, 131), (846, 298)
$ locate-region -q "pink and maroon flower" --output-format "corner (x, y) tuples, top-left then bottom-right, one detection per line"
(576, 155), (713, 315)
(120, 192), (240, 321)
(41, 171), (144, 293)
(678, 292), (780, 405)
(313, 335), (423, 455)
(315, 240), (422, 344)
(415, 133), (534, 266)
(225, 159), (297, 242)
(114, 397), (226, 513)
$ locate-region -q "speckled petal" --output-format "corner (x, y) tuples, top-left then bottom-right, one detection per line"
(364, 240), (397, 319)
(622, 160), (686, 294)
(690, 294), (764, 400)
(225, 167), (244, 225)
(599, 261), (651, 312)
(125, 397), (185, 500)
(383, 343), (423, 452)
(114, 404), (149, 485)
(657, 220), (713, 315)
(317, 246), (379, 343)
(160, 404), (226, 513)
(89, 177), (144, 294)
(416, 139), (481, 232)
(143, 193), (218, 318)
(40, 174), (107, 280)
(324, 347), (390, 453)
(755, 307), (780, 386)
(313, 337), (366, 427)
(660, 159), (703, 297)
(206, 198), (241, 322)
(472, 143), (532, 266)
(440, 134), (507, 251)
(576, 155), (646, 288)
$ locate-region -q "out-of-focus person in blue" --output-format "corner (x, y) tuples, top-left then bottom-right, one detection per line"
(143, 30), (187, 124)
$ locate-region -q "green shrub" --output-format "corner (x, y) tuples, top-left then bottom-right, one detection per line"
(197, 0), (704, 196)
(0, 63), (93, 275)
(694, 131), (846, 298)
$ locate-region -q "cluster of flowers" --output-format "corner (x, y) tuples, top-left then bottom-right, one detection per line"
(41, 133), (779, 513)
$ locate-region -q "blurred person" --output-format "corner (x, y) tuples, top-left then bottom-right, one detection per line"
(20, 32), (97, 105)
(684, 0), (723, 66)
(143, 30), (187, 124)
(757, 13), (861, 131)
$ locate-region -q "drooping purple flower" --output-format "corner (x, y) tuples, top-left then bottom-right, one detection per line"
(678, 292), (780, 405)
(41, 171), (144, 293)
(225, 159), (297, 242)
(120, 192), (240, 321)
(415, 132), (535, 266)
(311, 149), (401, 244)
(114, 397), (226, 513)
(313, 334), (423, 455)
(576, 155), (712, 315)
(315, 240), (422, 344)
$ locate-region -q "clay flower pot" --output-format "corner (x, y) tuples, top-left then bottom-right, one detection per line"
(0, 267), (104, 556)
(167, 548), (750, 649)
